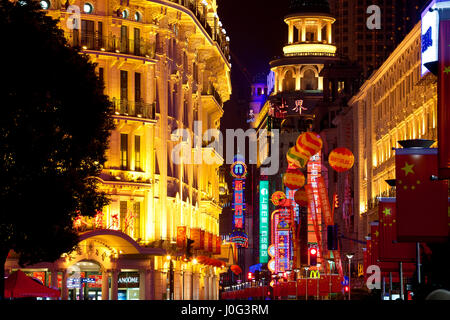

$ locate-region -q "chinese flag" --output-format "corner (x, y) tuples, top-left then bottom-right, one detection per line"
(438, 20), (450, 178)
(378, 198), (416, 262)
(369, 222), (379, 267)
(395, 148), (448, 242)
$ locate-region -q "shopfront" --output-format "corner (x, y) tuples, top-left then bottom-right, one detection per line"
(118, 272), (140, 300)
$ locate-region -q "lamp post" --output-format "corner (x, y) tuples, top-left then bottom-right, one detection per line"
(191, 258), (197, 300)
(165, 255), (173, 300)
(304, 267), (309, 301)
(346, 254), (354, 301)
(327, 259), (333, 300)
(294, 268), (300, 300)
(316, 263), (321, 300)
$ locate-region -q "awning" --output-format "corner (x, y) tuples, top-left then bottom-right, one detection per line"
(4, 270), (61, 299)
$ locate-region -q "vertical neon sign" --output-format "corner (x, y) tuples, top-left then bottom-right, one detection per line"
(230, 160), (249, 248)
(259, 180), (269, 263)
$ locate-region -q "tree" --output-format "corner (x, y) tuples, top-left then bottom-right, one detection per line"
(0, 0), (114, 299)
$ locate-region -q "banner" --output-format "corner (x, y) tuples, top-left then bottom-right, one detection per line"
(207, 232), (213, 252)
(395, 148), (448, 241)
(191, 228), (201, 250)
(317, 177), (333, 226)
(214, 235), (221, 255)
(176, 226), (187, 248)
(377, 198), (415, 262)
(200, 230), (205, 250)
(438, 19), (450, 178)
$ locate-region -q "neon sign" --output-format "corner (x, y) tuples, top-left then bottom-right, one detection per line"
(259, 180), (270, 264)
(230, 160), (248, 248)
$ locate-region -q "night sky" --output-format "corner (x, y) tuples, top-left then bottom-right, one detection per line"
(217, 0), (292, 131)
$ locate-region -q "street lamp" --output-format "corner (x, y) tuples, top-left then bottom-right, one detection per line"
(294, 268), (300, 300)
(165, 255), (174, 300)
(327, 259), (334, 300)
(304, 267), (309, 301)
(346, 254), (354, 301)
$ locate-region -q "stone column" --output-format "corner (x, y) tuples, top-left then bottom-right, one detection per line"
(327, 21), (332, 44)
(288, 22), (294, 44)
(61, 269), (69, 300)
(317, 20), (322, 42)
(139, 269), (152, 300)
(301, 21), (306, 42)
(102, 270), (110, 300)
(153, 270), (163, 300)
(50, 269), (58, 300)
(111, 269), (119, 300)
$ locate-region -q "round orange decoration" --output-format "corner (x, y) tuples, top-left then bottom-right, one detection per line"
(328, 147), (355, 172)
(286, 146), (309, 168)
(296, 132), (323, 158)
(283, 169), (306, 190)
(271, 191), (286, 206)
(294, 188), (308, 207)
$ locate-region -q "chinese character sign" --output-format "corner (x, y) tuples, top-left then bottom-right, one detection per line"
(232, 179), (246, 230)
(260, 180), (270, 264)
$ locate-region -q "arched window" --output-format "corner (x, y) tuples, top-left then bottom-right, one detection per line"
(283, 70), (295, 92)
(302, 69), (318, 90)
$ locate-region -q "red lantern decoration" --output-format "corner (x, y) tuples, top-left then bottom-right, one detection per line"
(230, 265), (242, 275)
(286, 146), (309, 168)
(283, 169), (306, 190)
(294, 188), (308, 207)
(271, 191), (286, 206)
(328, 147), (354, 172)
(296, 132), (323, 158)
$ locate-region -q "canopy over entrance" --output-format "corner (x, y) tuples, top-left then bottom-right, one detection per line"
(4, 270), (60, 298)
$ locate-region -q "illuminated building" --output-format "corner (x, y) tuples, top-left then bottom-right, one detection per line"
(349, 21), (437, 251)
(5, 0), (231, 300)
(250, 0), (360, 276)
(329, 0), (430, 78)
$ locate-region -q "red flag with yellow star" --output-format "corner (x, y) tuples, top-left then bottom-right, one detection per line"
(369, 222), (379, 267)
(395, 148), (448, 242)
(378, 198), (416, 262)
(438, 20), (450, 178)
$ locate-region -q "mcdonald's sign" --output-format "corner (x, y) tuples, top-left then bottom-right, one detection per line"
(309, 270), (321, 279)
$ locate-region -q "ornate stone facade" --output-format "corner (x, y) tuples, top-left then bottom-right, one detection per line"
(6, 0), (231, 300)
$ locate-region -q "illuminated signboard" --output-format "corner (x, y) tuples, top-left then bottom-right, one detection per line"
(232, 179), (245, 229)
(259, 180), (270, 264)
(286, 187), (300, 223)
(230, 160), (248, 248)
(421, 0), (439, 76)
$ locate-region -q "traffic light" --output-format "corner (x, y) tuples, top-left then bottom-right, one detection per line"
(247, 272), (254, 281)
(344, 285), (349, 293)
(309, 247), (317, 266)
(186, 238), (195, 260)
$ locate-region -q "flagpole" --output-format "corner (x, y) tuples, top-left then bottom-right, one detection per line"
(399, 262), (404, 300)
(389, 272), (392, 300)
(382, 276), (385, 300)
(416, 242), (421, 285)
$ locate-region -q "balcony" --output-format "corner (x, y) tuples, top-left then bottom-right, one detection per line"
(67, 33), (156, 59)
(167, 0), (230, 62)
(201, 83), (223, 109)
(112, 98), (156, 121)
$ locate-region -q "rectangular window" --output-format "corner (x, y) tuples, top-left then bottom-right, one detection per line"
(120, 25), (129, 53)
(81, 20), (95, 49)
(120, 70), (128, 114)
(121, 133), (129, 170)
(97, 21), (103, 48)
(134, 28), (141, 55)
(120, 201), (127, 233)
(98, 67), (104, 85)
(135, 136), (141, 171)
(133, 202), (141, 240)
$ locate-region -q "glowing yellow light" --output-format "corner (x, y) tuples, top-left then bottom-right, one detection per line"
(283, 43), (336, 55)
(192, 258), (198, 265)
(166, 255), (171, 261)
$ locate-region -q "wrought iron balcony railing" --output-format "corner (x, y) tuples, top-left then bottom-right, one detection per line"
(67, 33), (156, 59)
(112, 98), (156, 120)
(202, 83), (223, 107)
(167, 0), (230, 62)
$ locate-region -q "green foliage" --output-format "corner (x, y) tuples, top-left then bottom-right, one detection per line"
(0, 0), (114, 267)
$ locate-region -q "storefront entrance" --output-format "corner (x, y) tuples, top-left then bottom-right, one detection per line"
(67, 261), (102, 300)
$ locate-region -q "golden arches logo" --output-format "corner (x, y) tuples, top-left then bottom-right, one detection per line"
(309, 270), (321, 279)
